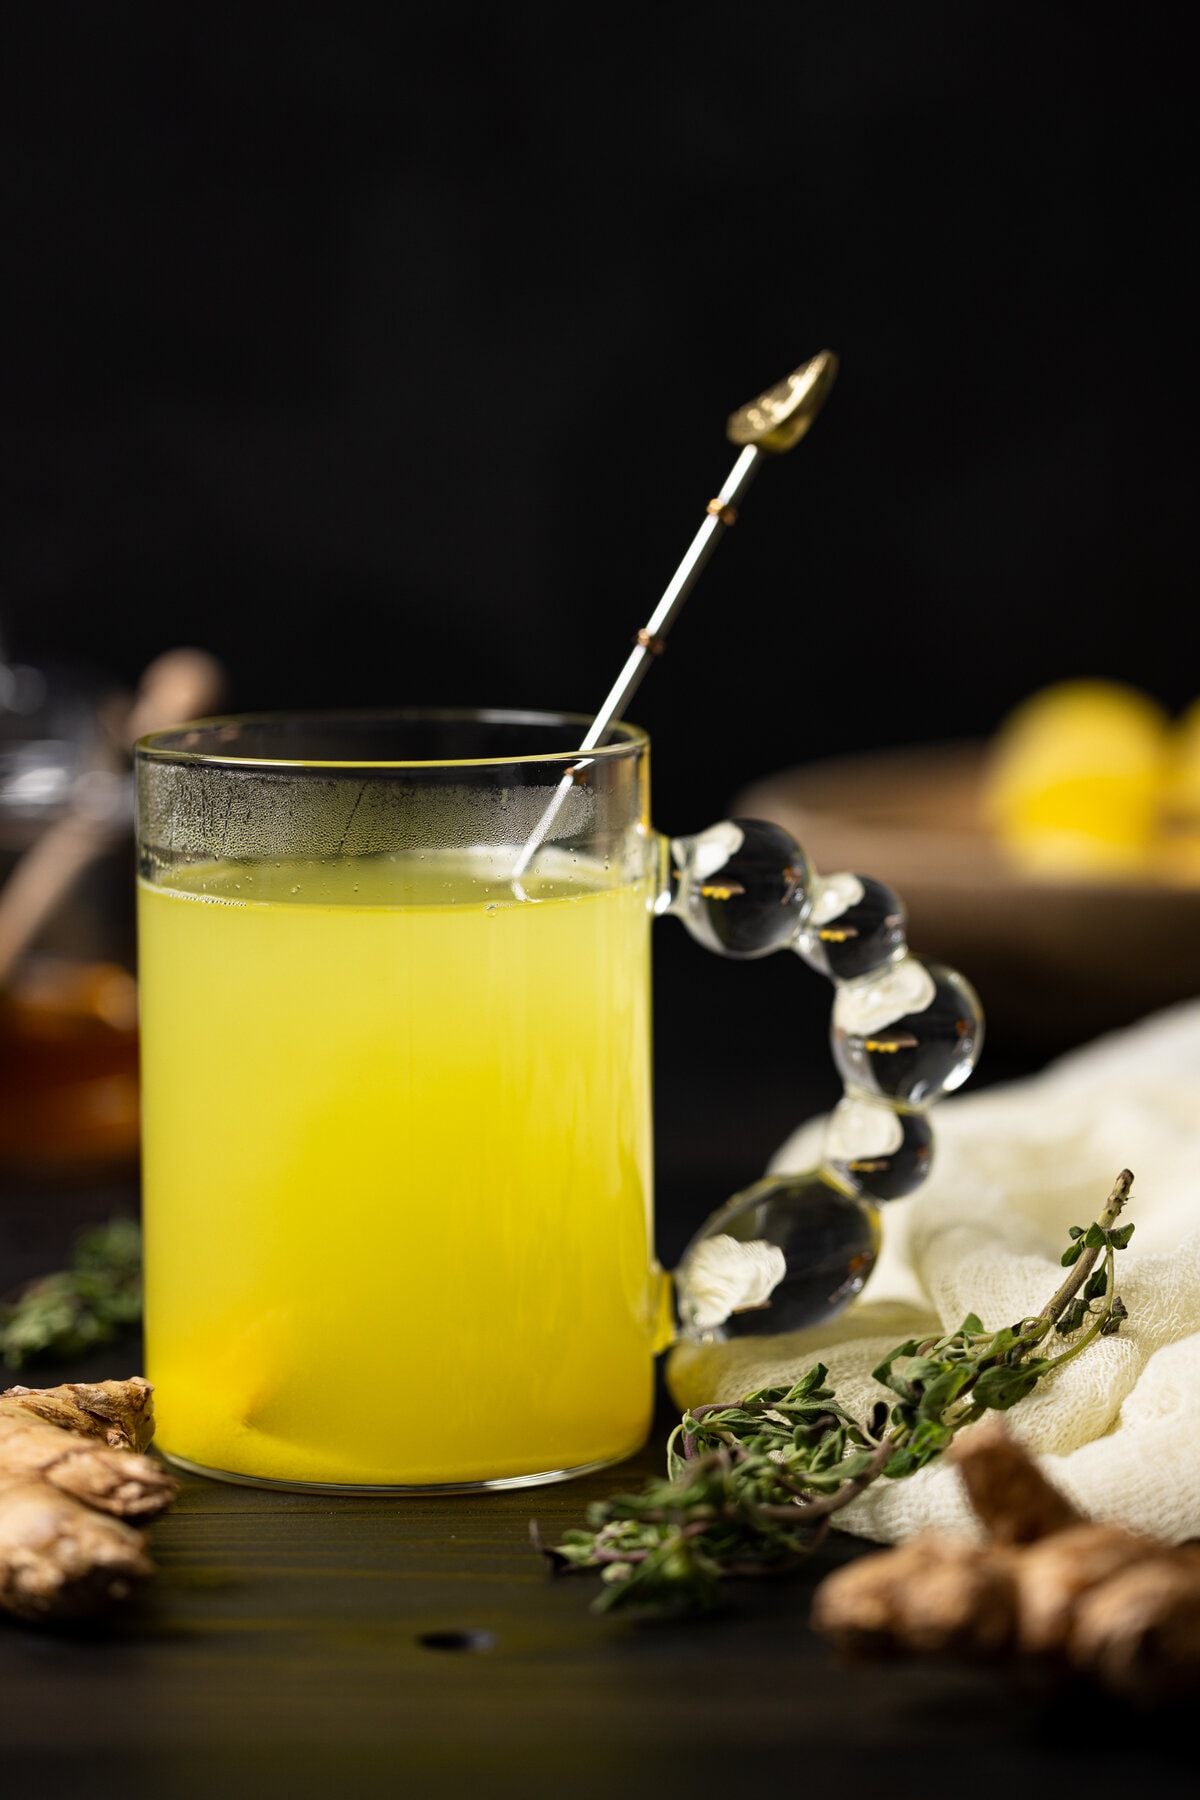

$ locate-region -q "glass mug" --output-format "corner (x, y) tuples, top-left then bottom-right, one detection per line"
(135, 710), (982, 1493)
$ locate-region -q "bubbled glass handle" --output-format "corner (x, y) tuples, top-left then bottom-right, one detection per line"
(662, 818), (984, 1343)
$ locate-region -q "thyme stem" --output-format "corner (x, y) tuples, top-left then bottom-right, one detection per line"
(1038, 1168), (1131, 1327)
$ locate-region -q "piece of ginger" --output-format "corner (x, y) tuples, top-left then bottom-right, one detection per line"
(1012, 1523), (1159, 1654)
(0, 1377), (178, 1622)
(811, 1531), (1016, 1661)
(1070, 1555), (1200, 1701)
(810, 1421), (1200, 1702)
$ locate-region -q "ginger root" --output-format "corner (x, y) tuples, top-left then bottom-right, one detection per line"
(0, 1377), (178, 1622)
(810, 1421), (1200, 1702)
(808, 1531), (1018, 1661)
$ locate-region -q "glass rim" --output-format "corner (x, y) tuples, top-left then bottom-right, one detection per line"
(134, 706), (650, 771)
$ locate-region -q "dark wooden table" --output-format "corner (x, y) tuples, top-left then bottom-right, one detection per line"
(2, 949), (1193, 1798)
(3, 1362), (1193, 1800)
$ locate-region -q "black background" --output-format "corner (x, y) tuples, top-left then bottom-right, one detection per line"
(1, 26), (1197, 1771)
(3, 2), (1196, 830)
(2, 3), (1196, 1233)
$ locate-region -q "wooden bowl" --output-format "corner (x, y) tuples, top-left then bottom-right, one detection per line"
(734, 741), (1200, 1051)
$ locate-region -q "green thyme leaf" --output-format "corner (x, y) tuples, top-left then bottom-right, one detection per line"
(885, 1417), (954, 1477)
(959, 1363), (1039, 1410)
(916, 1365), (973, 1418)
(870, 1341), (921, 1386)
(0, 1218), (142, 1370)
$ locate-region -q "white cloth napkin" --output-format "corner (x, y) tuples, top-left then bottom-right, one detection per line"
(666, 998), (1200, 1545)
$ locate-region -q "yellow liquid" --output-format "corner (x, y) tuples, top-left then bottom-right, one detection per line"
(138, 852), (657, 1487)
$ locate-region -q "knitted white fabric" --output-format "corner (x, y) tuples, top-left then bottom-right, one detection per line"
(666, 997), (1200, 1545)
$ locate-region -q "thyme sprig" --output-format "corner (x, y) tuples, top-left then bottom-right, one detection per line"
(0, 1218), (142, 1370)
(538, 1170), (1134, 1615)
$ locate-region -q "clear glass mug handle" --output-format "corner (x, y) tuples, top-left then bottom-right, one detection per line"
(655, 818), (984, 1344)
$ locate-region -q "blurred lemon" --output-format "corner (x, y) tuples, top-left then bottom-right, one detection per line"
(984, 679), (1171, 878)
(1159, 695), (1200, 883)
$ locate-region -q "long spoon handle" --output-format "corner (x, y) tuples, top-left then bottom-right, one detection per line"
(510, 446), (762, 880)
